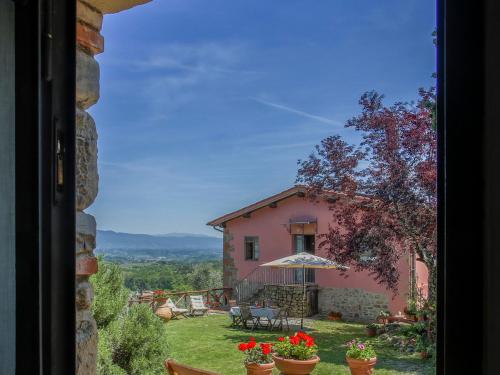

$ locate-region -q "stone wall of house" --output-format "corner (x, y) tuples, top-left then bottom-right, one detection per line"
(223, 228), (238, 294)
(318, 287), (389, 322)
(75, 2), (102, 373)
(74, 1), (150, 374)
(260, 285), (319, 317)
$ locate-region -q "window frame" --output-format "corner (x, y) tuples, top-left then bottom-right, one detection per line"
(10, 0), (500, 373)
(15, 0), (76, 373)
(244, 236), (260, 261)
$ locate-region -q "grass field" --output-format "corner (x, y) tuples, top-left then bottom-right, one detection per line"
(165, 314), (434, 375)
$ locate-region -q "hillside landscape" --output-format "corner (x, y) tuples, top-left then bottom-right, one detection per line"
(96, 230), (222, 262)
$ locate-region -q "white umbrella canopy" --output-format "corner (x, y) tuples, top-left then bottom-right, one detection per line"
(260, 252), (349, 329)
(259, 252), (348, 269)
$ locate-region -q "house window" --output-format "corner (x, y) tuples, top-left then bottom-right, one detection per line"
(293, 235), (315, 283)
(293, 234), (315, 254)
(244, 236), (259, 260)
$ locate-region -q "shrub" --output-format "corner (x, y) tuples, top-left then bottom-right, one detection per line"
(345, 339), (377, 360)
(274, 332), (318, 360)
(97, 329), (127, 375)
(91, 258), (130, 328)
(106, 304), (169, 375)
(400, 322), (427, 338)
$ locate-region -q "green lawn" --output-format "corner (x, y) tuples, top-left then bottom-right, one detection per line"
(165, 314), (434, 375)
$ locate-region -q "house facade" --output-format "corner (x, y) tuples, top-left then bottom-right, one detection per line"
(208, 186), (428, 321)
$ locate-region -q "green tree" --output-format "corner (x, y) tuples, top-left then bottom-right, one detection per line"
(188, 263), (222, 290)
(97, 329), (127, 375)
(90, 258), (130, 328)
(106, 304), (169, 375)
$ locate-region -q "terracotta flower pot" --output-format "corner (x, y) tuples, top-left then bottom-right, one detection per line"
(245, 361), (275, 375)
(155, 303), (172, 321)
(346, 357), (377, 375)
(366, 327), (377, 337)
(420, 351), (430, 359)
(328, 314), (342, 321)
(272, 355), (320, 375)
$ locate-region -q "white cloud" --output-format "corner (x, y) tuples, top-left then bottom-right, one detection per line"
(251, 97), (343, 126)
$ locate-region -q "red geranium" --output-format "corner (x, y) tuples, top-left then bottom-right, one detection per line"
(260, 343), (271, 355)
(274, 332), (318, 360)
(237, 337), (273, 365)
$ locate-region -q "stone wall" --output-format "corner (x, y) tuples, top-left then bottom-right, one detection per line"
(74, 1), (151, 374)
(318, 287), (389, 322)
(75, 2), (103, 373)
(260, 284), (318, 318)
(223, 228), (238, 293)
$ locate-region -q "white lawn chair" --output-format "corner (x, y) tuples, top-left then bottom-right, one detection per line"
(189, 295), (209, 316)
(165, 298), (189, 319)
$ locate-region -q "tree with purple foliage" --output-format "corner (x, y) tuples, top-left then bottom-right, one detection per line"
(296, 88), (437, 303)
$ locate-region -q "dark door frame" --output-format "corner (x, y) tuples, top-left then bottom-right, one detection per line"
(10, 0), (500, 373)
(15, 0), (76, 373)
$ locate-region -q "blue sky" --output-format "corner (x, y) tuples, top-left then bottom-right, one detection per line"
(87, 0), (436, 237)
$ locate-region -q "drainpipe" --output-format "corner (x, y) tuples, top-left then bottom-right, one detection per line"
(212, 225), (224, 233)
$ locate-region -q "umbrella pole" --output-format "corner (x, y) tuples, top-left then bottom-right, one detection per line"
(301, 265), (305, 329)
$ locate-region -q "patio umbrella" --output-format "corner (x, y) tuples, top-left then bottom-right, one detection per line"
(260, 252), (348, 329)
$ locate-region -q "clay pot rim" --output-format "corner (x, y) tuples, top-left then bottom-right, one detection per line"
(272, 354), (320, 364)
(346, 356), (377, 363)
(245, 361), (275, 369)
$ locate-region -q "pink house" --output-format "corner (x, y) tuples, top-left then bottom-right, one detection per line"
(208, 186), (428, 321)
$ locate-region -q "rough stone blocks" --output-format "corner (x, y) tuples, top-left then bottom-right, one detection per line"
(77, 22), (104, 55)
(76, 310), (98, 375)
(318, 287), (389, 322)
(76, 109), (98, 211)
(76, 211), (97, 253)
(77, 1), (103, 31)
(76, 255), (99, 276)
(76, 49), (100, 109)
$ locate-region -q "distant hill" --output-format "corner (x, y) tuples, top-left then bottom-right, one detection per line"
(95, 230), (223, 262)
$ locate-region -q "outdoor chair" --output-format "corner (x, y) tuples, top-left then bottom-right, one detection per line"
(164, 359), (220, 375)
(189, 295), (209, 316)
(165, 298), (189, 319)
(239, 304), (259, 330)
(270, 307), (290, 331)
(229, 301), (242, 327)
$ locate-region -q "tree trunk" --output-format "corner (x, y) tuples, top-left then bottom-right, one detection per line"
(425, 260), (437, 306)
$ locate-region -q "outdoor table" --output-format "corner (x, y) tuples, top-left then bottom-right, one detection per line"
(230, 306), (279, 329)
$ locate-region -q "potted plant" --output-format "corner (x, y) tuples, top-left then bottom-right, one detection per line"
(272, 332), (320, 375)
(415, 335), (432, 359)
(345, 339), (377, 375)
(328, 311), (343, 321)
(153, 289), (168, 304)
(365, 323), (378, 337)
(404, 299), (418, 321)
(238, 337), (275, 375)
(377, 310), (390, 325)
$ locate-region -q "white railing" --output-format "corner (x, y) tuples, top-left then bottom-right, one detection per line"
(234, 266), (315, 303)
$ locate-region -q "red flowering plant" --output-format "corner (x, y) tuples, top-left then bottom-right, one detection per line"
(237, 337), (273, 365)
(273, 332), (318, 360)
(152, 290), (168, 300)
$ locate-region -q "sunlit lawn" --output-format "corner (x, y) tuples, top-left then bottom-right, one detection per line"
(165, 314), (434, 375)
